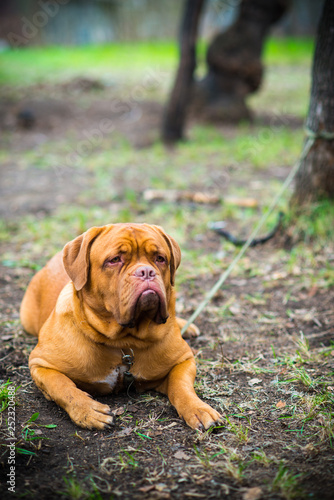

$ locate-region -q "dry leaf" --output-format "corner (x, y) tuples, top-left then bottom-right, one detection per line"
(243, 487), (263, 500)
(229, 303), (241, 315)
(116, 427), (132, 437)
(139, 485), (155, 493)
(174, 450), (191, 461)
(271, 271), (288, 280)
(155, 483), (168, 492)
(162, 422), (178, 429)
(248, 378), (262, 386)
(112, 406), (125, 416)
(147, 430), (162, 437)
(225, 196), (259, 208)
(276, 401), (286, 409)
(308, 285), (318, 298)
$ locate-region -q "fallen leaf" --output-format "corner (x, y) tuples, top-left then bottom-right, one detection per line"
(243, 487), (263, 500)
(308, 285), (318, 297)
(229, 303), (241, 315)
(174, 450), (191, 461)
(116, 427), (132, 437)
(147, 430), (162, 437)
(139, 485), (155, 493)
(248, 378), (262, 386)
(155, 483), (168, 492)
(276, 401), (286, 409)
(225, 196), (259, 208)
(271, 272), (288, 280)
(162, 422), (178, 429)
(112, 406), (125, 416)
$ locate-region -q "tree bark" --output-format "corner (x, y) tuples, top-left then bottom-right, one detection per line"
(161, 0), (206, 144)
(293, 0), (334, 204)
(191, 0), (289, 122)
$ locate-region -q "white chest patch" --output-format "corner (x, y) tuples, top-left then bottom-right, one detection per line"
(98, 365), (128, 391)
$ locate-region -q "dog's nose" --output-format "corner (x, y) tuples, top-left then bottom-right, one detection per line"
(134, 266), (156, 281)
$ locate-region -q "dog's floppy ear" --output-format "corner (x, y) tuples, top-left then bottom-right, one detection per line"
(151, 225), (181, 286)
(62, 226), (104, 291)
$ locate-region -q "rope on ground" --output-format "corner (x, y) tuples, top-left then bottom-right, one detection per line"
(181, 136), (315, 336)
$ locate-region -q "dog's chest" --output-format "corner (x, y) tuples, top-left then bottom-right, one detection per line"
(98, 365), (128, 392)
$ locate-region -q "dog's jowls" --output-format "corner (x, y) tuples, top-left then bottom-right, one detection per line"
(20, 223), (221, 430)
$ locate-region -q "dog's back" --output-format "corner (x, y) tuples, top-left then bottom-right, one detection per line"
(20, 252), (70, 336)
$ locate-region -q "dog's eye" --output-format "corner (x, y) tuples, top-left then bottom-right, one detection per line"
(105, 256), (121, 266)
(156, 255), (166, 264)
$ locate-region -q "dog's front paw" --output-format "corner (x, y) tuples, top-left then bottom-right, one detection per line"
(177, 318), (200, 339)
(180, 401), (222, 430)
(67, 396), (113, 430)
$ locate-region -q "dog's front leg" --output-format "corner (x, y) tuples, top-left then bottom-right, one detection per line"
(30, 366), (113, 430)
(157, 358), (221, 430)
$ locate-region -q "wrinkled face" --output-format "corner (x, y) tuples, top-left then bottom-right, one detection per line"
(63, 224), (181, 328)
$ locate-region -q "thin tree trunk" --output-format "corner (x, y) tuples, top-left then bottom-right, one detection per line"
(293, 0), (334, 204)
(161, 0), (205, 144)
(191, 0), (289, 122)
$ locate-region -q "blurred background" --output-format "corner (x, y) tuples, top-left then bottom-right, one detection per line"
(0, 0), (325, 240)
(0, 0), (323, 47)
(1, 4), (334, 499)
(0, 0), (323, 247)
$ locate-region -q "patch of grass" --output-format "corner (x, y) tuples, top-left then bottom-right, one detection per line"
(299, 392), (334, 446)
(0, 379), (18, 413)
(0, 42), (178, 86)
(221, 457), (246, 482)
(252, 449), (277, 467)
(21, 412), (57, 444)
(61, 476), (88, 500)
(0, 38), (313, 87)
(225, 356), (274, 375)
(193, 444), (216, 468)
(225, 416), (250, 443)
(285, 199), (334, 244)
(61, 468), (109, 500)
(100, 447), (141, 475)
(270, 463), (304, 500)
(263, 37), (314, 66)
(283, 367), (317, 389)
(293, 332), (311, 361)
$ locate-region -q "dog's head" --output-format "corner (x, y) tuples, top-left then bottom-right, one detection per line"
(62, 223), (181, 327)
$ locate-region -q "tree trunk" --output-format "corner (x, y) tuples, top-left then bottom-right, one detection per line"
(293, 0), (334, 204)
(191, 0), (289, 122)
(161, 0), (206, 144)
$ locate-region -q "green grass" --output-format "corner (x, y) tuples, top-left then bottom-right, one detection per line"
(0, 379), (18, 413)
(270, 463), (304, 500)
(263, 37), (314, 65)
(0, 42), (178, 86)
(0, 37), (314, 86)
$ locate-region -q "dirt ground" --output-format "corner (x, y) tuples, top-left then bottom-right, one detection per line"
(0, 80), (334, 500)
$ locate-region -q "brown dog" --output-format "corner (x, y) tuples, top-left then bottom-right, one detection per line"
(20, 223), (221, 430)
